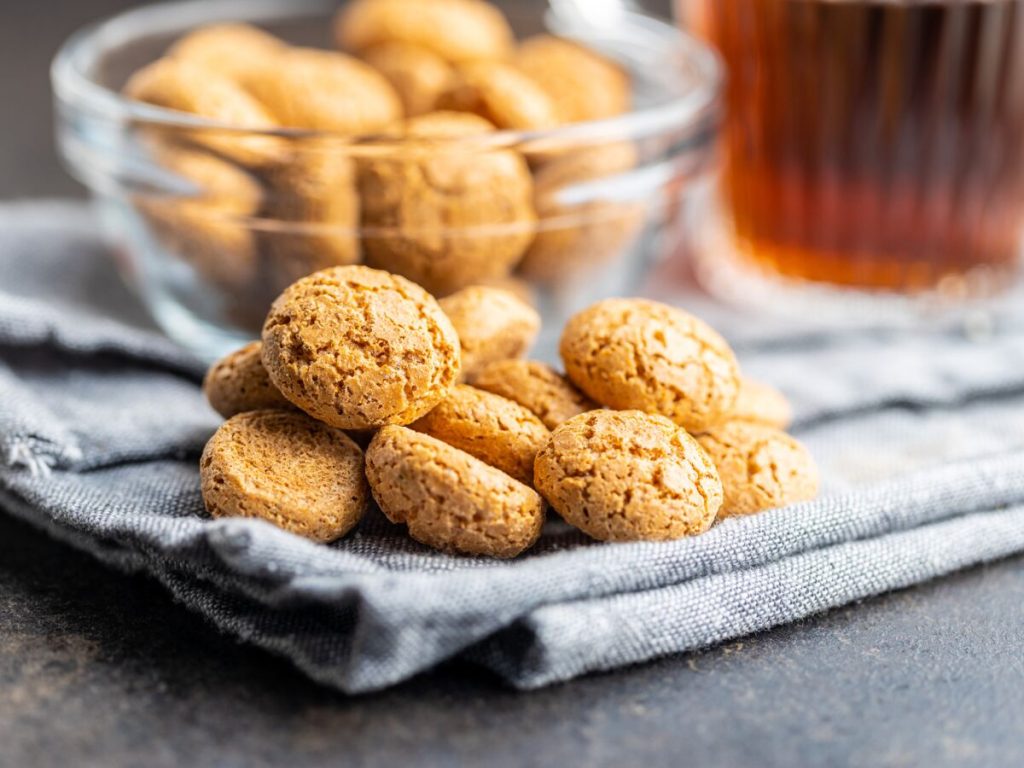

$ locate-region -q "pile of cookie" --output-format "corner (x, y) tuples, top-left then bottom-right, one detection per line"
(124, 0), (641, 322)
(200, 264), (818, 558)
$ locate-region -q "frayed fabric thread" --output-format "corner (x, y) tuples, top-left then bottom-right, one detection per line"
(3, 437), (81, 477)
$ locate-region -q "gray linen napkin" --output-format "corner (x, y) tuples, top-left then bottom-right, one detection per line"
(2, 200), (1024, 693)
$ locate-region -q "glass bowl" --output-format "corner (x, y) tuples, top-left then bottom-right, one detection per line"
(52, 0), (722, 361)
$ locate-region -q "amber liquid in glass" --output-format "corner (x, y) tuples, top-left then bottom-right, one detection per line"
(687, 0), (1024, 291)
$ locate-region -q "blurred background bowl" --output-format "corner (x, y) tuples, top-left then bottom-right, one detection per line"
(53, 0), (722, 360)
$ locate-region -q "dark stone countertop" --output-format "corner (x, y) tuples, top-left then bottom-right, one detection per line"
(2, 2), (1022, 766)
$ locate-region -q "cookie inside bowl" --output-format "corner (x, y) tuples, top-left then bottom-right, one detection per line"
(53, 0), (722, 361)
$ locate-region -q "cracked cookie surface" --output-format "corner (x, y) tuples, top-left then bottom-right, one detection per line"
(560, 298), (740, 433)
(200, 410), (369, 542)
(697, 421), (818, 517)
(472, 360), (596, 430)
(203, 341), (293, 419)
(365, 426), (544, 558)
(359, 111), (536, 296)
(261, 265), (461, 430)
(534, 410), (723, 541)
(410, 384), (550, 485)
(439, 286), (540, 381)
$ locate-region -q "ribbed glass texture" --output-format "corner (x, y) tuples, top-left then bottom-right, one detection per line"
(688, 0), (1024, 292)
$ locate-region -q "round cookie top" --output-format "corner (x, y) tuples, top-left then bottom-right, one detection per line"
(728, 378), (793, 430)
(697, 421), (818, 517)
(472, 360), (596, 430)
(358, 112), (536, 296)
(436, 60), (563, 131)
(535, 410), (722, 541)
(200, 410), (369, 543)
(560, 298), (740, 433)
(336, 0), (515, 63)
(203, 341), (293, 419)
(261, 265), (461, 430)
(438, 286), (540, 381)
(410, 384), (550, 485)
(365, 425), (544, 558)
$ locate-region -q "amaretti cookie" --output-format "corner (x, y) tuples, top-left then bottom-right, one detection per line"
(241, 47), (401, 133)
(123, 57), (284, 166)
(410, 385), (550, 485)
(261, 265), (461, 430)
(472, 360), (596, 430)
(136, 144), (262, 293)
(200, 410), (369, 542)
(438, 286), (540, 381)
(436, 60), (562, 131)
(534, 410), (723, 541)
(167, 23), (287, 81)
(203, 341), (292, 419)
(366, 426), (544, 558)
(513, 35), (630, 123)
(361, 42), (455, 117)
(260, 146), (361, 294)
(518, 143), (644, 284)
(359, 112), (536, 296)
(560, 298), (741, 433)
(336, 0), (515, 63)
(697, 421), (818, 517)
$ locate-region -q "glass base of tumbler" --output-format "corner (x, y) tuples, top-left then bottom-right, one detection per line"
(691, 197), (1022, 336)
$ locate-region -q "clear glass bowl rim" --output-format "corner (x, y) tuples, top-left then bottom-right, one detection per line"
(51, 0), (724, 148)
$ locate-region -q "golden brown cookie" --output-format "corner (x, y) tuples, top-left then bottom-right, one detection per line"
(261, 265), (461, 430)
(241, 47), (401, 133)
(136, 144), (262, 292)
(167, 23), (286, 81)
(200, 410), (369, 543)
(203, 342), (293, 419)
(259, 143), (361, 294)
(336, 0), (515, 64)
(359, 112), (536, 296)
(361, 42), (454, 117)
(410, 384), (550, 485)
(534, 410), (723, 541)
(518, 143), (645, 284)
(727, 378), (794, 430)
(560, 298), (741, 433)
(435, 60), (562, 131)
(472, 360), (597, 430)
(123, 57), (284, 166)
(365, 425), (544, 558)
(438, 286), (540, 381)
(513, 36), (631, 123)
(697, 422), (818, 517)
